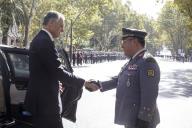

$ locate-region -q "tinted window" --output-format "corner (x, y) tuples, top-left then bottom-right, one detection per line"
(8, 53), (29, 78)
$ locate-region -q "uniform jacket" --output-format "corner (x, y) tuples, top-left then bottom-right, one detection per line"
(25, 30), (85, 122)
(101, 49), (160, 128)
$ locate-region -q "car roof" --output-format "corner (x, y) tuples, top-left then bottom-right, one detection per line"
(0, 45), (29, 54)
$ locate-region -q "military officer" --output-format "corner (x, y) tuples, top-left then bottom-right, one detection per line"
(91, 28), (160, 128)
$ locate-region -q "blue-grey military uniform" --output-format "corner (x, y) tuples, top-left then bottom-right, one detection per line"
(100, 49), (160, 128)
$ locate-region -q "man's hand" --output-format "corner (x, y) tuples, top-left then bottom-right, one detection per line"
(135, 118), (149, 128)
(84, 80), (100, 92)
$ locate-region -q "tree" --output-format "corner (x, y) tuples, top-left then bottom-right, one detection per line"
(0, 0), (24, 45)
(0, 0), (37, 47)
(19, 0), (38, 47)
(140, 16), (160, 55)
(174, 0), (192, 30)
(36, 0), (114, 60)
(90, 0), (131, 51)
(174, 0), (192, 19)
(158, 1), (191, 54)
(1, 0), (161, 53)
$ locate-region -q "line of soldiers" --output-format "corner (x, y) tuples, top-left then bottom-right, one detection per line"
(72, 51), (126, 66)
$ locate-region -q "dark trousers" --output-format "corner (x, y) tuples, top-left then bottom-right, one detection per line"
(125, 125), (156, 128)
(33, 115), (63, 128)
(124, 125), (135, 128)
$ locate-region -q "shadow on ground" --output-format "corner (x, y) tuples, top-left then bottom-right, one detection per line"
(159, 69), (192, 98)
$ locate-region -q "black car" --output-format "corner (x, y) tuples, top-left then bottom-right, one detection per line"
(0, 45), (82, 128)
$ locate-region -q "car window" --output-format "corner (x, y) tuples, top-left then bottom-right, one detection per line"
(8, 53), (29, 78)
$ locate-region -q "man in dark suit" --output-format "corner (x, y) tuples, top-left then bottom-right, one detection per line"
(92, 28), (160, 128)
(25, 11), (98, 128)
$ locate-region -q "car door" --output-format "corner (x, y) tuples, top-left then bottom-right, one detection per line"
(0, 47), (32, 128)
(0, 50), (7, 117)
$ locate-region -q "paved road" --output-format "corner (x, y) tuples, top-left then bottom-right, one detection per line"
(157, 59), (192, 128)
(62, 59), (192, 128)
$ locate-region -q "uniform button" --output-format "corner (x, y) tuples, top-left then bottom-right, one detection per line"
(133, 104), (136, 107)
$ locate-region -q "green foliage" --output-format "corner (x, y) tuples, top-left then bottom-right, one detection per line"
(174, 0), (192, 30)
(30, 0), (113, 49)
(174, 0), (192, 19)
(29, 0), (159, 52)
(0, 0), (166, 54)
(158, 1), (191, 54)
(0, 0), (39, 46)
(0, 0), (24, 44)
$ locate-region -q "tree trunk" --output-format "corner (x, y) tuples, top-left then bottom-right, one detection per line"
(1, 27), (9, 45)
(20, 0), (36, 47)
(2, 35), (8, 45)
(23, 21), (30, 47)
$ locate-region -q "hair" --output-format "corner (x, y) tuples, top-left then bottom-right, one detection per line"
(42, 11), (65, 26)
(136, 37), (145, 47)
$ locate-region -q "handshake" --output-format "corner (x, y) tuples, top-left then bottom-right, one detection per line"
(84, 80), (101, 92)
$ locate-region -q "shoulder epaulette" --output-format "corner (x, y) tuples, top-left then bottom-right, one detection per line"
(143, 52), (157, 63)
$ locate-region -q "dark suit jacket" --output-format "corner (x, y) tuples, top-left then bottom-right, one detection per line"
(25, 30), (85, 121)
(58, 48), (83, 122)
